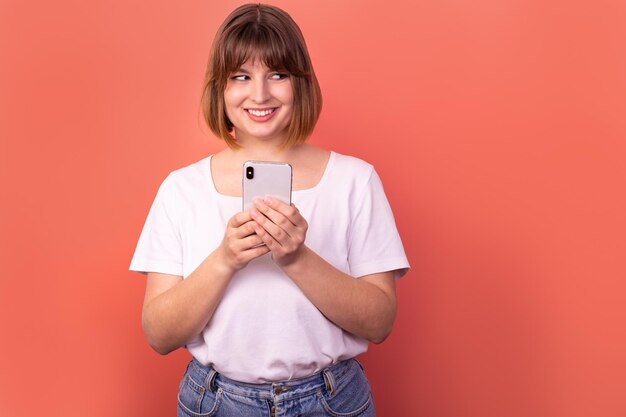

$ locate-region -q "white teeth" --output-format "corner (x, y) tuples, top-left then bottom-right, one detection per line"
(248, 109), (275, 117)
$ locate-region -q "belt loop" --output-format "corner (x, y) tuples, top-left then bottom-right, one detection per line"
(323, 368), (336, 397)
(206, 368), (218, 393)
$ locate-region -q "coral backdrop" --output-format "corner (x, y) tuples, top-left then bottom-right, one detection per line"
(1, 0), (625, 416)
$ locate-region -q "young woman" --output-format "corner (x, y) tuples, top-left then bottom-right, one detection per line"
(130, 4), (409, 416)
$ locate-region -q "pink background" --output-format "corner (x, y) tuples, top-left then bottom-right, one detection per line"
(1, 0), (625, 416)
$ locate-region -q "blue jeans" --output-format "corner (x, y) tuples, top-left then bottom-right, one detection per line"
(177, 358), (376, 416)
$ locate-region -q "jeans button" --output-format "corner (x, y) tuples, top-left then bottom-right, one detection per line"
(273, 385), (292, 395)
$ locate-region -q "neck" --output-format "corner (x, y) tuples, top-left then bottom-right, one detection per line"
(227, 142), (305, 163)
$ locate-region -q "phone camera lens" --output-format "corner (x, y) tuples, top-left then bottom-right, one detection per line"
(246, 167), (254, 179)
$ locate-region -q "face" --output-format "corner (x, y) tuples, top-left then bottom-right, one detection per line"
(224, 59), (294, 146)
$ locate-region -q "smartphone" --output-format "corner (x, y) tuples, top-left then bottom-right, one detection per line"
(242, 161), (292, 211)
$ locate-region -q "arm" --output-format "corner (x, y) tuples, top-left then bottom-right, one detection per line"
(282, 248), (396, 344)
(141, 212), (269, 354)
(251, 198), (397, 344)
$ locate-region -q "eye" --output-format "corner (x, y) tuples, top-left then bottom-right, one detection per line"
(231, 74), (249, 81)
(271, 73), (289, 80)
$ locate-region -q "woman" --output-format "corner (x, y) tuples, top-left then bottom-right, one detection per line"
(130, 4), (409, 416)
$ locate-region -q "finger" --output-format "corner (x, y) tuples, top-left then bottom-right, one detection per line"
(244, 243), (271, 258)
(251, 220), (281, 251)
(234, 241), (270, 264)
(254, 200), (297, 236)
(228, 211), (253, 228)
(251, 208), (288, 244)
(240, 232), (265, 250)
(232, 220), (257, 239)
(262, 197), (307, 228)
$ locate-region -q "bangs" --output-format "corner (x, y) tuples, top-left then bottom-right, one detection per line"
(220, 22), (308, 77)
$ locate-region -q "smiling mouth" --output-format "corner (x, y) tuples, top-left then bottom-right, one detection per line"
(246, 108), (276, 117)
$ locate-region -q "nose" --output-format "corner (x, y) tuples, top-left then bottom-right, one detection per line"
(250, 78), (270, 103)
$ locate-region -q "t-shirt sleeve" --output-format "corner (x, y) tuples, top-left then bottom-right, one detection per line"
(348, 168), (410, 279)
(129, 175), (183, 276)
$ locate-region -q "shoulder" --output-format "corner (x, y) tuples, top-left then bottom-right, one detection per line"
(329, 152), (376, 186)
(160, 156), (212, 193)
(331, 152), (374, 174)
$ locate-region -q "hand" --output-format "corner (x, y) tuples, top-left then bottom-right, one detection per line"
(250, 197), (308, 267)
(217, 211), (270, 273)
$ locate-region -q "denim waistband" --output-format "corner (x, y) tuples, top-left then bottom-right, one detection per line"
(187, 358), (358, 402)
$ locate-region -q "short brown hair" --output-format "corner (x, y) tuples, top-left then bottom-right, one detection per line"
(201, 3), (322, 149)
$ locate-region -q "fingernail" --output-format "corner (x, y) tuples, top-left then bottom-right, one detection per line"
(264, 197), (272, 205)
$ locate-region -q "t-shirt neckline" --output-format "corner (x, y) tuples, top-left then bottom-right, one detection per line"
(205, 151), (336, 199)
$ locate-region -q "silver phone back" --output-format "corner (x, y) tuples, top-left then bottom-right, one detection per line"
(242, 161), (292, 211)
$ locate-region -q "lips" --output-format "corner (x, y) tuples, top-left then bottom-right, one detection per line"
(247, 108), (275, 116)
(245, 107), (277, 122)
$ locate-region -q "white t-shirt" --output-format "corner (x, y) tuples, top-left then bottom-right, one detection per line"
(130, 151), (409, 383)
